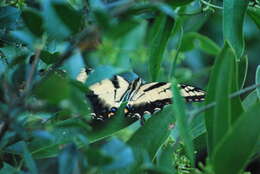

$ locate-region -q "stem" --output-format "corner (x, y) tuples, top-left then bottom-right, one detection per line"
(24, 49), (41, 94)
(188, 83), (260, 122)
(200, 0), (223, 10)
(168, 22), (183, 80)
(47, 26), (98, 75)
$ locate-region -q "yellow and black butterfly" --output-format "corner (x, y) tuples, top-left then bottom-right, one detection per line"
(77, 68), (205, 121)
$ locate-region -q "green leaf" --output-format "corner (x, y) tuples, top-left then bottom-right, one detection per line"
(11, 63), (27, 89)
(88, 0), (106, 10)
(242, 90), (259, 110)
(30, 133), (65, 159)
(108, 19), (140, 39)
(149, 14), (174, 81)
(190, 112), (206, 140)
(54, 118), (91, 132)
(238, 55), (248, 89)
(31, 127), (86, 159)
(93, 9), (110, 30)
(11, 30), (36, 46)
(101, 138), (134, 170)
(230, 58), (244, 123)
(42, 0), (71, 39)
(40, 50), (60, 65)
(53, 3), (83, 34)
(204, 43), (235, 155)
(168, 0), (194, 7)
(143, 166), (174, 174)
(172, 79), (194, 166)
(223, 0), (249, 58)
(157, 143), (176, 174)
(0, 6), (20, 30)
(68, 85), (91, 115)
(212, 102), (260, 174)
(127, 106), (174, 160)
(21, 8), (44, 37)
(180, 32), (220, 55)
(0, 163), (19, 174)
(152, 2), (177, 18)
(31, 143), (59, 159)
(83, 147), (113, 167)
(58, 144), (78, 174)
(114, 22), (147, 69)
(256, 65), (260, 99)
(84, 147), (113, 168)
(0, 131), (16, 149)
(21, 141), (38, 174)
(87, 103), (135, 142)
(34, 73), (70, 104)
(247, 7), (260, 30)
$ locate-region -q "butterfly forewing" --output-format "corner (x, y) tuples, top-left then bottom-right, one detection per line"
(178, 84), (205, 102)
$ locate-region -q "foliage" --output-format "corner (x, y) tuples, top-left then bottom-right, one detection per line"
(0, 0), (260, 174)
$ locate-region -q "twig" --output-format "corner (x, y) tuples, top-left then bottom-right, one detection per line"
(229, 84), (260, 98)
(23, 49), (41, 94)
(200, 0), (223, 10)
(47, 26), (98, 75)
(188, 83), (260, 122)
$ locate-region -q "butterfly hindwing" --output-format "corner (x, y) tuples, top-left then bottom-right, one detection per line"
(87, 75), (129, 120)
(126, 82), (172, 118)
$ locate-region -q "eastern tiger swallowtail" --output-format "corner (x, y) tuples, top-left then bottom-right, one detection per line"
(77, 68), (205, 121)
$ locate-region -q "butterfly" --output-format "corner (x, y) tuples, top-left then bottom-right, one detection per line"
(77, 68), (205, 121)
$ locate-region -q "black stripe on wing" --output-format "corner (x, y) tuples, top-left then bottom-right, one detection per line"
(86, 92), (110, 120)
(111, 76), (120, 89)
(143, 82), (167, 92)
(179, 84), (205, 102)
(125, 98), (172, 119)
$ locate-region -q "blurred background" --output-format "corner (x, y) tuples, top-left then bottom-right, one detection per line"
(0, 0), (259, 173)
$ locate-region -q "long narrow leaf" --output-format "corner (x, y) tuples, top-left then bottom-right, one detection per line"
(256, 65), (260, 99)
(247, 7), (260, 30)
(212, 102), (260, 174)
(21, 141), (38, 174)
(238, 55), (248, 89)
(223, 0), (249, 59)
(179, 32), (220, 55)
(204, 43), (234, 155)
(242, 90), (259, 110)
(157, 143), (176, 174)
(88, 103), (135, 142)
(58, 144), (78, 174)
(172, 79), (194, 166)
(213, 44), (234, 149)
(230, 58), (244, 123)
(127, 106), (174, 160)
(149, 14), (174, 81)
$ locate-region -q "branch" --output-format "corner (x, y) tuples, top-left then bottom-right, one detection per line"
(47, 26), (99, 75)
